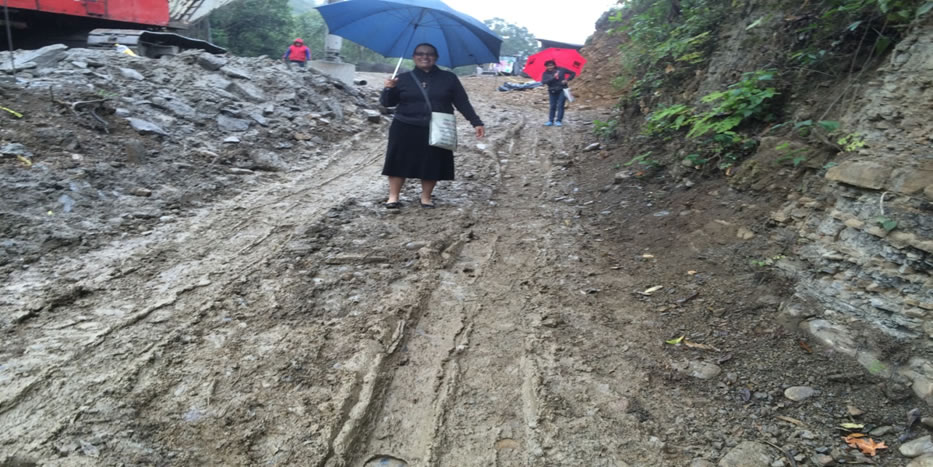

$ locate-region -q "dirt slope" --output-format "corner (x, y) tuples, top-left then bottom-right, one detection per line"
(0, 50), (926, 466)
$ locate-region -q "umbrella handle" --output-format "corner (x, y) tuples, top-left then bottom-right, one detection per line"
(391, 56), (403, 79)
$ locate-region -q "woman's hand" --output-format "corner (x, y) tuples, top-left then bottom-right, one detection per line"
(384, 78), (399, 88)
(475, 126), (485, 138)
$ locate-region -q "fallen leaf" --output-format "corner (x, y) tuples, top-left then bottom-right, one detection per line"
(666, 335), (684, 345)
(0, 105), (23, 118)
(17, 155), (32, 167)
(641, 285), (663, 296)
(840, 423), (865, 430)
(687, 270), (697, 275)
(799, 340), (813, 353)
(843, 435), (886, 456)
(684, 340), (720, 352)
(642, 254), (655, 259)
(776, 415), (805, 426)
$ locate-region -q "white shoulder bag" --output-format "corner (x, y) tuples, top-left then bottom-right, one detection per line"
(412, 73), (457, 151)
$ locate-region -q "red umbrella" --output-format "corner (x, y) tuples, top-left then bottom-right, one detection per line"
(523, 48), (587, 82)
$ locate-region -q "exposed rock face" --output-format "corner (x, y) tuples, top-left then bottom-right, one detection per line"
(773, 14), (933, 404)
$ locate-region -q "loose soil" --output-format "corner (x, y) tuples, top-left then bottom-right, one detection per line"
(0, 68), (923, 466)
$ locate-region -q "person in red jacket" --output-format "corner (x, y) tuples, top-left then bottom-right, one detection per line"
(283, 38), (311, 68)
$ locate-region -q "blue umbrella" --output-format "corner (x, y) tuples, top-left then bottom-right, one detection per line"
(316, 0), (501, 74)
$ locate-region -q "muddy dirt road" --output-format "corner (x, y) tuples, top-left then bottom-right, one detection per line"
(2, 71), (920, 466)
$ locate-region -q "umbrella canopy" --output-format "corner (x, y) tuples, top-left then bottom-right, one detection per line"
(523, 48), (587, 82)
(316, 0), (501, 69)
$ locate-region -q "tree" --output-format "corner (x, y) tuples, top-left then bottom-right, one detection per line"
(211, 0), (295, 58)
(484, 18), (539, 60)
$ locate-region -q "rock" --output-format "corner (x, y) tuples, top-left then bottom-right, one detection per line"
(908, 455), (933, 467)
(0, 43), (67, 72)
(901, 436), (933, 458)
(216, 114), (251, 132)
(0, 143), (31, 157)
(584, 142), (601, 152)
(801, 320), (857, 356)
(248, 112), (268, 127)
(887, 167), (933, 195)
(784, 386), (818, 401)
(230, 80), (265, 102)
(847, 405), (864, 416)
(126, 118), (169, 136)
(674, 360), (722, 380)
(899, 358), (933, 405)
(195, 73), (232, 91)
(119, 67), (144, 80)
(249, 150), (286, 172)
(223, 136), (240, 144)
(363, 109), (381, 123)
(0, 59), (37, 73)
(925, 184), (933, 200)
(150, 97), (196, 120)
(228, 168), (254, 175)
(613, 171), (630, 183)
(221, 65), (252, 80)
(869, 425), (893, 436)
(825, 160), (892, 190)
(737, 227), (755, 240)
(690, 460), (716, 467)
(719, 441), (772, 467)
(197, 53), (227, 71)
(129, 187), (152, 197)
(813, 454), (834, 466)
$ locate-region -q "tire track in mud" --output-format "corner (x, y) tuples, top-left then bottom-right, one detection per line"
(339, 113), (563, 465)
(343, 105), (675, 465)
(0, 129), (391, 462)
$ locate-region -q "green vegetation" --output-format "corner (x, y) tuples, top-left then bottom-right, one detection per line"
(608, 0), (723, 100)
(483, 18), (538, 59)
(593, 119), (619, 141)
(211, 0), (296, 58)
(624, 152), (661, 169)
(789, 0), (932, 71)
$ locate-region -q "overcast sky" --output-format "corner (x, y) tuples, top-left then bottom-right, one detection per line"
(443, 0), (620, 45)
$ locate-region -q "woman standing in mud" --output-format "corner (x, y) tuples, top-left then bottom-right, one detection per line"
(380, 43), (485, 209)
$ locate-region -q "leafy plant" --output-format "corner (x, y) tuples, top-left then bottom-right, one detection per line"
(837, 133), (867, 151)
(609, 0), (723, 101)
(684, 153), (709, 167)
(876, 217), (898, 232)
(593, 119), (619, 141)
(688, 70), (778, 138)
(624, 151), (661, 168)
(774, 141), (811, 167)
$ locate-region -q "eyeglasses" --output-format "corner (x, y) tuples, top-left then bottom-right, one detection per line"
(413, 52), (436, 57)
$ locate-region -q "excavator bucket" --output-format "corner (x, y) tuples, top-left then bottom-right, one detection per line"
(87, 29), (226, 58)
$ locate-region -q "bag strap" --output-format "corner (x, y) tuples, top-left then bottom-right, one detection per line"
(409, 72), (432, 113)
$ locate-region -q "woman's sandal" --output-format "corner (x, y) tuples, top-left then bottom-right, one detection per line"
(385, 201), (401, 209)
(420, 202), (435, 209)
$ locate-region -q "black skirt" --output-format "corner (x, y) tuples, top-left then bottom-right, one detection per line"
(382, 119), (455, 180)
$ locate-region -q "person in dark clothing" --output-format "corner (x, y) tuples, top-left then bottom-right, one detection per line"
(380, 43), (485, 209)
(283, 38), (311, 68)
(540, 60), (575, 126)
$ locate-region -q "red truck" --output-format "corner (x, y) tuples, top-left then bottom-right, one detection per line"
(2, 0), (230, 56)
